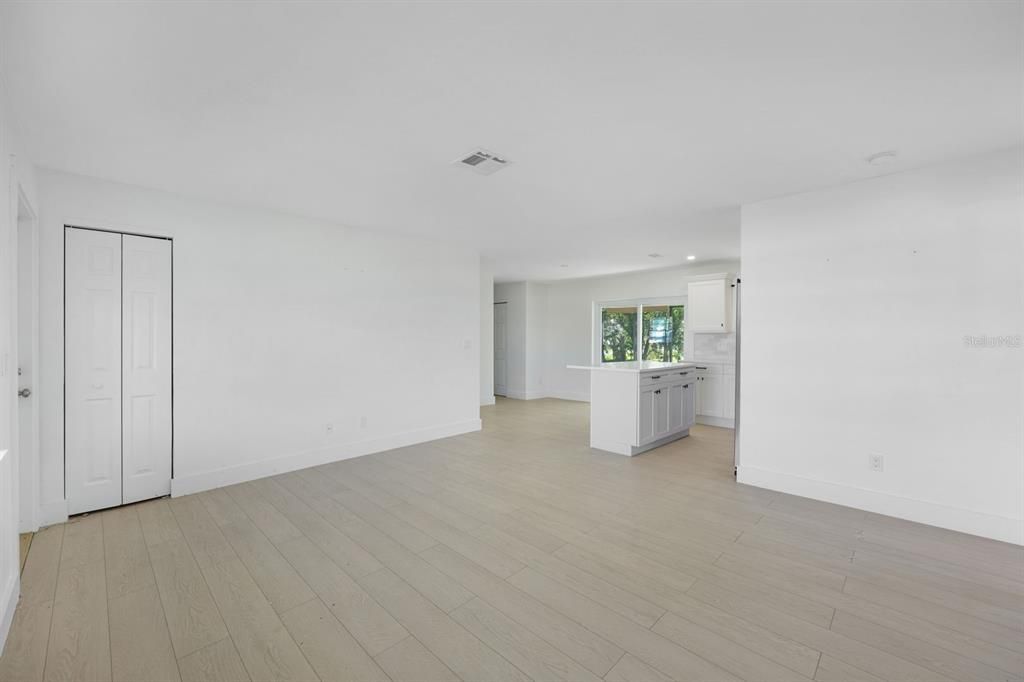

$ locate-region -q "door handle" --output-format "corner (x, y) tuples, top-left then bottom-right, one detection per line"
(18, 388), (31, 398)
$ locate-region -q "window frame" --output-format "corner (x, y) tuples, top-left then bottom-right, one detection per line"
(592, 296), (686, 365)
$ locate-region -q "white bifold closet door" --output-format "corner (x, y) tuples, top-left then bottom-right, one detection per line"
(121, 234), (172, 505)
(65, 228), (171, 515)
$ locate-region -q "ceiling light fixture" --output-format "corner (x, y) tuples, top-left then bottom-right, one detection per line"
(686, 255), (696, 261)
(866, 150), (898, 166)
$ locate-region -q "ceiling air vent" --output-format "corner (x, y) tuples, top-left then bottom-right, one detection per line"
(454, 148), (511, 176)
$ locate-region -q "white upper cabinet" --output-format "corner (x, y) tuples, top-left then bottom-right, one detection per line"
(686, 277), (734, 333)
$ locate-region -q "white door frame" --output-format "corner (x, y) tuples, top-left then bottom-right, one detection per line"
(15, 184), (39, 532)
(493, 301), (508, 397)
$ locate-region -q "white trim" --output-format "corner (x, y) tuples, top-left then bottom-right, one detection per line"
(737, 465), (1024, 545)
(589, 437), (632, 456)
(38, 500), (69, 528)
(15, 183), (40, 533)
(501, 389), (589, 402)
(480, 396), (496, 407)
(170, 418), (482, 497)
(544, 389), (590, 403)
(696, 415), (734, 429)
(592, 428), (692, 457)
(0, 573), (19, 657)
(502, 389), (546, 401)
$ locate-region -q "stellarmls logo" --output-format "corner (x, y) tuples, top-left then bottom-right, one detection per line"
(963, 334), (1022, 348)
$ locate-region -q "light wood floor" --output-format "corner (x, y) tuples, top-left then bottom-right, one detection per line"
(19, 533), (32, 574)
(2, 398), (1022, 682)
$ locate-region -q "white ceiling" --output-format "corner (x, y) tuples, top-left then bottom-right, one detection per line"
(2, 1), (1021, 281)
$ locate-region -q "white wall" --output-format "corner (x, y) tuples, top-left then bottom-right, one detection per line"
(539, 263), (740, 401)
(739, 147), (1024, 544)
(524, 282), (548, 398)
(36, 169), (482, 525)
(480, 259), (494, 405)
(0, 75), (38, 656)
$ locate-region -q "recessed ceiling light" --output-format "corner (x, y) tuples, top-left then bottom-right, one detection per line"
(648, 253), (662, 258)
(866, 150), (898, 166)
(686, 255), (696, 261)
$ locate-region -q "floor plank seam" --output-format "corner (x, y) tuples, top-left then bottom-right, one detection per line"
(101, 518), (114, 682)
(229, 489), (331, 681)
(602, 650), (628, 680)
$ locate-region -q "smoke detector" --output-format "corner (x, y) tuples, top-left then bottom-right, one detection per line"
(454, 148), (511, 176)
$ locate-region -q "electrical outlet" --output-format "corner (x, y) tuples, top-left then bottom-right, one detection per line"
(325, 423), (334, 435)
(869, 454), (884, 472)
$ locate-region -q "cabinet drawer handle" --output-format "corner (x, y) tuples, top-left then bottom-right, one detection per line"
(683, 384), (689, 388)
(696, 366), (707, 370)
(650, 375), (661, 379)
(654, 389), (662, 394)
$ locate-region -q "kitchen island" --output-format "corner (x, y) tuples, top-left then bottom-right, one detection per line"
(567, 361), (697, 456)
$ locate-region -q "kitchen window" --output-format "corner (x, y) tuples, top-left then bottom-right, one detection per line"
(596, 299), (685, 364)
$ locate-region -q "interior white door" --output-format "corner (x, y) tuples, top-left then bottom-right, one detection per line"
(66, 228), (123, 515)
(121, 235), (172, 505)
(493, 302), (508, 397)
(18, 213), (37, 532)
(0, 189), (17, 626)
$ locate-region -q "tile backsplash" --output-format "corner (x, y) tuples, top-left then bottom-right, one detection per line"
(693, 333), (736, 363)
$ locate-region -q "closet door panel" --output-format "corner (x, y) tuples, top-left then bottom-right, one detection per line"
(122, 235), (172, 505)
(66, 228), (123, 514)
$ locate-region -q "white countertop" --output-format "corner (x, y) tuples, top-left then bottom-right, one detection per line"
(567, 361), (697, 373)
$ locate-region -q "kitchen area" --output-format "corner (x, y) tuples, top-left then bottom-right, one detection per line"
(568, 273), (737, 456)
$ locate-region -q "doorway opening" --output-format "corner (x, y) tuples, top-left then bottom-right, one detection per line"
(493, 302), (507, 397)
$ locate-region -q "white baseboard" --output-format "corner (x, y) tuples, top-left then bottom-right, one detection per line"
(480, 396), (496, 406)
(696, 415), (734, 429)
(589, 437), (632, 456)
(38, 499), (68, 528)
(0, 574), (19, 658)
(503, 389), (546, 400)
(544, 389), (590, 403)
(737, 465), (1023, 545)
(172, 418), (482, 497)
(502, 388), (589, 402)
